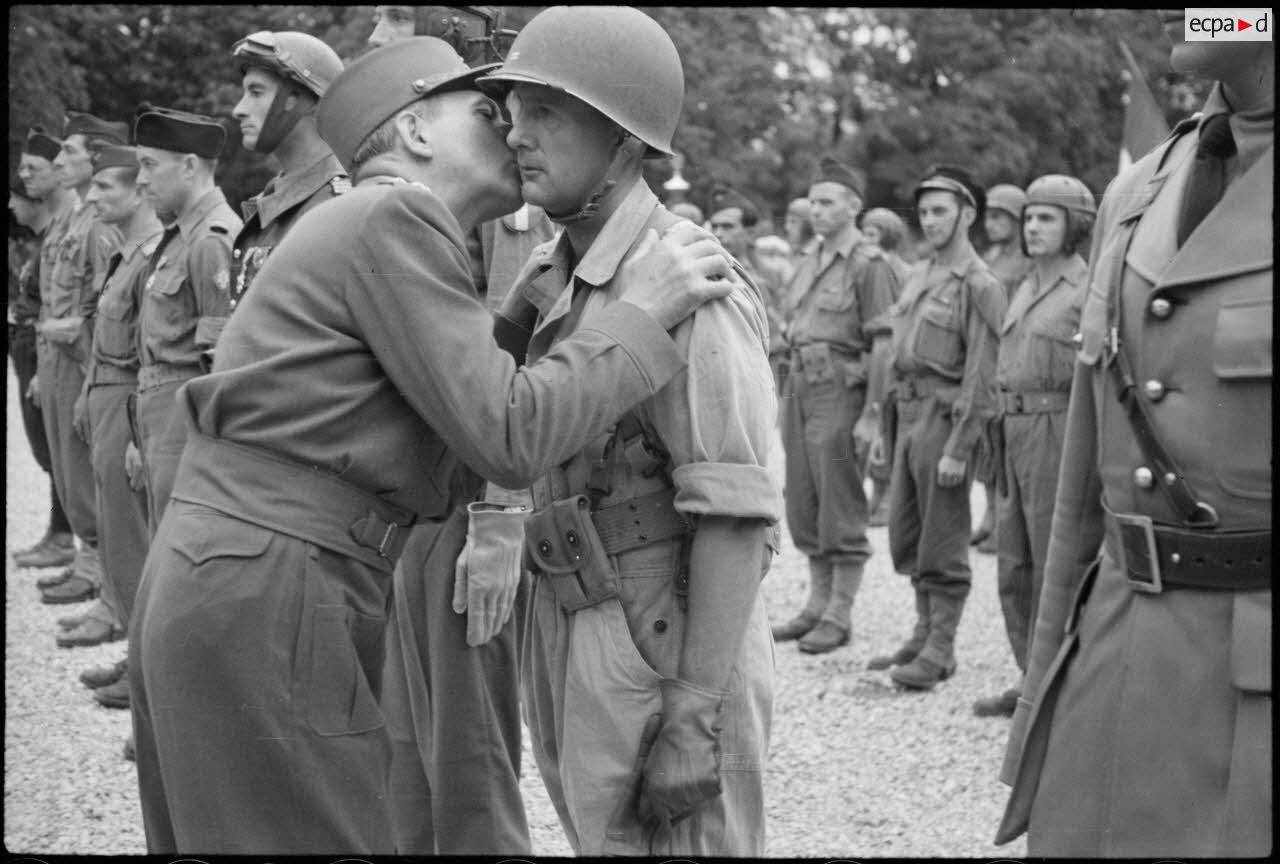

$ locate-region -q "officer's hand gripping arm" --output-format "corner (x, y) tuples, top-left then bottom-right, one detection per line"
(452, 501), (527, 646)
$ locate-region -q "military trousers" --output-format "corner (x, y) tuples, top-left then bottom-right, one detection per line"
(781, 370), (871, 565)
(522, 539), (773, 856)
(131, 499), (395, 853)
(1013, 550), (1271, 855)
(37, 343), (98, 547)
(996, 411), (1067, 671)
(136, 378), (191, 538)
(887, 396), (973, 598)
(382, 507), (531, 854)
(10, 325), (71, 536)
(87, 382), (149, 625)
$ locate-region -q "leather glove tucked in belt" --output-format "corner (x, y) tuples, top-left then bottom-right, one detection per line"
(638, 677), (728, 828)
(452, 501), (528, 647)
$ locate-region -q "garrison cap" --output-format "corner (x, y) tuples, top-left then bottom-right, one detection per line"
(812, 156), (865, 199)
(90, 142), (139, 174)
(317, 36), (497, 171)
(915, 163), (985, 216)
(133, 104), (228, 159)
(63, 111), (129, 145)
(23, 127), (62, 162)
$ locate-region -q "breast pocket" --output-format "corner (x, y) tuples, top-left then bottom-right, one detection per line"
(146, 259), (192, 329)
(814, 282), (854, 313)
(95, 295), (137, 360)
(912, 297), (962, 369)
(1210, 296), (1271, 499)
(1029, 316), (1078, 389)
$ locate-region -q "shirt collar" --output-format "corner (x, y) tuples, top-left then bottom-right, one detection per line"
(117, 223), (164, 261)
(816, 221), (861, 264)
(1034, 253), (1088, 293)
(939, 244), (982, 279)
(569, 176), (659, 287)
(176, 186), (228, 241)
(248, 151), (347, 229)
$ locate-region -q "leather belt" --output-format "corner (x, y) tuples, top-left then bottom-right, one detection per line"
(894, 375), (959, 403)
(172, 430), (417, 573)
(138, 361), (202, 392)
(999, 389), (1070, 414)
(591, 488), (690, 555)
(789, 342), (860, 371)
(1105, 509), (1271, 594)
(88, 363), (138, 388)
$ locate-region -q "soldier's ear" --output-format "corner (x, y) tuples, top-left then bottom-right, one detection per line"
(395, 110), (433, 161)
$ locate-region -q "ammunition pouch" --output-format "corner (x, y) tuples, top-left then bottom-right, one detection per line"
(525, 494), (620, 612)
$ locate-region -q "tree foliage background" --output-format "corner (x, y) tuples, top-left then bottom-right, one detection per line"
(10, 6), (1209, 227)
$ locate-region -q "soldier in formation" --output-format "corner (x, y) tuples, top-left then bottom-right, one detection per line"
(971, 175), (1094, 719)
(867, 166), (1005, 690)
(771, 156), (899, 655)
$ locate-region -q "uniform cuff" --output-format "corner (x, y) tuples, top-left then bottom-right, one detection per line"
(582, 301), (685, 394)
(672, 463), (781, 522)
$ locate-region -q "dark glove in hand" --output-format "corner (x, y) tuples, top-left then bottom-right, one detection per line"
(638, 677), (727, 827)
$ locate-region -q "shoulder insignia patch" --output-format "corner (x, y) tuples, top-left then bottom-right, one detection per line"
(214, 268), (230, 292)
(330, 176), (352, 195)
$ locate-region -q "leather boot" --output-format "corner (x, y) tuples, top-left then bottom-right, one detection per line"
(973, 687), (1020, 717)
(799, 561), (863, 653)
(868, 586), (930, 670)
(123, 734), (136, 762)
(36, 566), (76, 591)
(13, 531), (76, 568)
(81, 658), (128, 690)
(772, 557), (832, 641)
(891, 591), (964, 690)
(93, 677), (131, 709)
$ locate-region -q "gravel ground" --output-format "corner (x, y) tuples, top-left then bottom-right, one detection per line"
(5, 363), (1027, 857)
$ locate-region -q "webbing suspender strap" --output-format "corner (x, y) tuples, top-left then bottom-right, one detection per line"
(1102, 203), (1219, 529)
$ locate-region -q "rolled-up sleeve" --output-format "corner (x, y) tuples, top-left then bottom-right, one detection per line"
(647, 288), (782, 522)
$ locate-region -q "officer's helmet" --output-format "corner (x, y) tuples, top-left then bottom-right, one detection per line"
(478, 6), (684, 158)
(233, 31), (344, 99)
(985, 184), (1027, 219)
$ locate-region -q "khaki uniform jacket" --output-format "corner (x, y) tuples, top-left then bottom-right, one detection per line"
(191, 177), (686, 521)
(231, 151), (348, 307)
(786, 224), (898, 357)
(889, 249), (1005, 460)
(984, 242), (1031, 302)
(38, 197), (120, 369)
(139, 188), (241, 369)
(86, 226), (164, 386)
(998, 87), (1272, 854)
(995, 255), (1089, 395)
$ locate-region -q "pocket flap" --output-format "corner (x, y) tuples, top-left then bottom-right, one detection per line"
(1213, 298), (1272, 380)
(171, 519), (274, 566)
(525, 496), (594, 574)
(1231, 591), (1271, 693)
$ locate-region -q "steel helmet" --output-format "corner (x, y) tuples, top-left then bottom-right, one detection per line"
(1024, 174), (1096, 217)
(233, 31), (344, 99)
(985, 183), (1027, 219)
(476, 6), (685, 158)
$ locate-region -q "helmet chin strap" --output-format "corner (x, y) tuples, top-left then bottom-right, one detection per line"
(544, 132), (643, 227)
(253, 84), (307, 154)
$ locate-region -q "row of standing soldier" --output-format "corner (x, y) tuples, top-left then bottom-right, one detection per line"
(6, 5), (1271, 858)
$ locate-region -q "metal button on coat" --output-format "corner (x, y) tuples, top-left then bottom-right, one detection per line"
(1150, 297), (1173, 319)
(1143, 379), (1166, 401)
(1134, 466), (1155, 488)
(654, 619), (667, 633)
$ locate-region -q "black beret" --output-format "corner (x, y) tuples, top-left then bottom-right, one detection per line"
(63, 111), (129, 145)
(23, 127), (62, 162)
(812, 156), (865, 198)
(133, 103), (227, 159)
(90, 142), (139, 174)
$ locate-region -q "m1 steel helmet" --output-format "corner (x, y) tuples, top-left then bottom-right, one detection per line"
(233, 31), (344, 99)
(477, 6), (684, 158)
(985, 183), (1027, 219)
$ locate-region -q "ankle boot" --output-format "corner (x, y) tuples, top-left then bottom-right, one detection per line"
(772, 557), (832, 641)
(799, 561), (864, 653)
(891, 591), (964, 690)
(868, 586), (930, 670)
